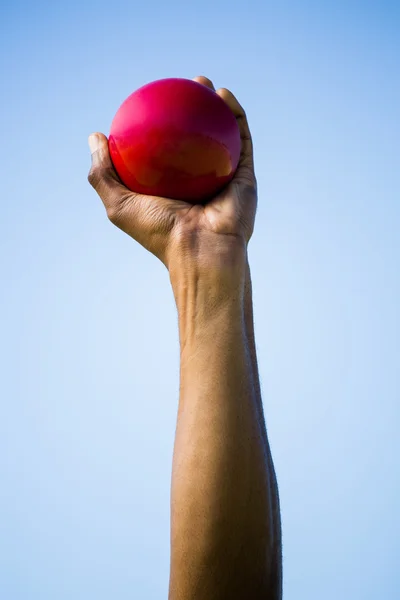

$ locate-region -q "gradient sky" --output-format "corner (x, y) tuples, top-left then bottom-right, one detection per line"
(1, 1), (399, 599)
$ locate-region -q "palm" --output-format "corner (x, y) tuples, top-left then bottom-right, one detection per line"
(115, 176), (256, 262)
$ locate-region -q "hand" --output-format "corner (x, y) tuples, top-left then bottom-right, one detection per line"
(87, 76), (257, 272)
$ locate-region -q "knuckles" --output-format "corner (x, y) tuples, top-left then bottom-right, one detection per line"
(87, 166), (101, 189)
(87, 166), (113, 190)
(106, 204), (122, 224)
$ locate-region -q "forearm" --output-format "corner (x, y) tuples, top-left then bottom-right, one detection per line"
(168, 252), (281, 600)
(244, 262), (282, 598)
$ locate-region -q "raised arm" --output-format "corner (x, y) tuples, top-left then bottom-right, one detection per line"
(88, 76), (282, 600)
(168, 242), (282, 600)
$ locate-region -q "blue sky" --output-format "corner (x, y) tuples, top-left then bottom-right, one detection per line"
(1, 1), (399, 598)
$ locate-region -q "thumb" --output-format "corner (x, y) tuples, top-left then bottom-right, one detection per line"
(87, 132), (181, 260)
(87, 132), (127, 221)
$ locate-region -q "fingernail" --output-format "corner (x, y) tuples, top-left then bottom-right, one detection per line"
(88, 134), (99, 154)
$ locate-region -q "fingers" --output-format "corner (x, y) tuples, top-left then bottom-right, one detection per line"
(216, 88), (255, 183)
(216, 88), (252, 146)
(88, 132), (129, 220)
(193, 75), (216, 91)
(192, 77), (255, 185)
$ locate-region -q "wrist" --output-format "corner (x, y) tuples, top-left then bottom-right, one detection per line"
(168, 234), (248, 300)
(168, 239), (247, 346)
(170, 251), (247, 315)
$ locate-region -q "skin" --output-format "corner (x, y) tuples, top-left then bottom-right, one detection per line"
(88, 76), (282, 600)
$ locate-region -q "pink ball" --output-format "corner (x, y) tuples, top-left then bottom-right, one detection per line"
(109, 78), (241, 203)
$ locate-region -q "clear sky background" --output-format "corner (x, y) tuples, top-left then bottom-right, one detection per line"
(1, 1), (399, 598)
